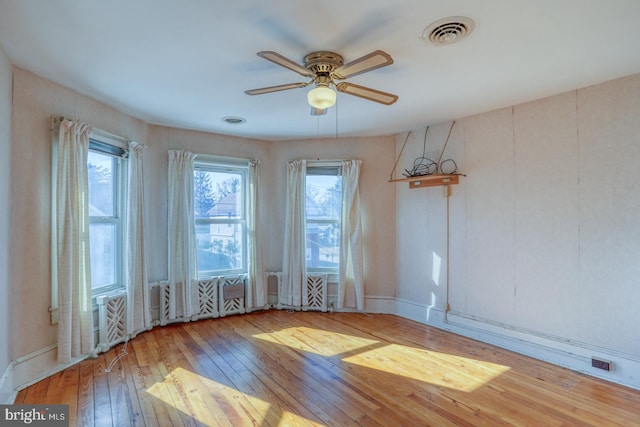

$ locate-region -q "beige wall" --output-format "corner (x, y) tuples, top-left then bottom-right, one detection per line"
(10, 68), (148, 358)
(0, 42), (12, 400)
(269, 136), (397, 298)
(11, 56), (640, 389)
(8, 67), (398, 367)
(395, 73), (640, 356)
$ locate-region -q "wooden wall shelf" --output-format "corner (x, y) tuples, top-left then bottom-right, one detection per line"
(389, 174), (460, 189)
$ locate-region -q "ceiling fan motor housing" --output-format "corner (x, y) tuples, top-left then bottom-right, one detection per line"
(303, 51), (344, 75)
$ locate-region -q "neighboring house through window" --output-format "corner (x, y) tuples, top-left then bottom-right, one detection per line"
(194, 160), (248, 278)
(305, 164), (342, 273)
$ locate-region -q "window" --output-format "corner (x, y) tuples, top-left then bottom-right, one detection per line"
(305, 165), (342, 272)
(87, 138), (126, 295)
(194, 162), (247, 278)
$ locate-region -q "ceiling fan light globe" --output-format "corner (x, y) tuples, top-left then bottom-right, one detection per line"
(307, 85), (336, 109)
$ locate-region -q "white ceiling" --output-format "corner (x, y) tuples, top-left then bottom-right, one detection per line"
(1, 0), (639, 141)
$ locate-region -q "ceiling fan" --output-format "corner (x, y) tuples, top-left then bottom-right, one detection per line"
(245, 50), (398, 115)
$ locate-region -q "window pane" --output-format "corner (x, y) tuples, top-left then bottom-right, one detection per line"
(88, 151), (114, 216)
(194, 166), (247, 276)
(194, 170), (243, 219)
(90, 223), (116, 289)
(306, 222), (340, 269)
(196, 223), (244, 274)
(306, 175), (342, 221)
(306, 172), (342, 270)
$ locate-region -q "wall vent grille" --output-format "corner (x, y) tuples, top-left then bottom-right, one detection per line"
(423, 16), (475, 45)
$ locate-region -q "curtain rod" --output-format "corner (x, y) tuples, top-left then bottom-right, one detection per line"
(51, 116), (130, 147)
(306, 159), (359, 164)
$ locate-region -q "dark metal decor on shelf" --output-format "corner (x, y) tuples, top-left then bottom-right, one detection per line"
(403, 157), (458, 177)
(402, 121), (458, 178)
(403, 155), (437, 177)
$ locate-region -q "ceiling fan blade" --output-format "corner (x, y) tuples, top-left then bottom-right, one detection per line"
(336, 82), (398, 105)
(245, 82), (309, 95)
(257, 51), (315, 77)
(332, 50), (393, 79)
(310, 107), (327, 116)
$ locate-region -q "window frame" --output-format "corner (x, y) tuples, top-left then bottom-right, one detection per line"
(193, 159), (249, 279)
(305, 162), (343, 275)
(87, 135), (128, 298)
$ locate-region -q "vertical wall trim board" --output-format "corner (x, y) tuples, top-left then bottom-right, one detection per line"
(0, 361), (15, 404)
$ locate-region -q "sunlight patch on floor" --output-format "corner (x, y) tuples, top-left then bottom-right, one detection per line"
(342, 344), (511, 392)
(147, 367), (325, 426)
(253, 326), (379, 357)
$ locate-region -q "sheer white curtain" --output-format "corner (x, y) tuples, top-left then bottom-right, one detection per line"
(54, 119), (95, 363)
(338, 160), (364, 310)
(125, 141), (150, 334)
(247, 159), (266, 311)
(167, 150), (197, 319)
(280, 159), (306, 308)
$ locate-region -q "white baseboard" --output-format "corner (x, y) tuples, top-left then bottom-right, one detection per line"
(7, 297), (639, 399)
(363, 295), (396, 314)
(391, 298), (640, 391)
(12, 344), (88, 393)
(0, 361), (15, 404)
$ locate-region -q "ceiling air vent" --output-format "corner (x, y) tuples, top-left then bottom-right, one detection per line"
(422, 16), (475, 45)
(222, 116), (246, 125)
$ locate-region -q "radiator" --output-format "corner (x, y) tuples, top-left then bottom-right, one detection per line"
(149, 277), (220, 326)
(267, 272), (281, 307)
(272, 272), (328, 312)
(304, 274), (328, 312)
(96, 291), (127, 353)
(193, 278), (219, 320)
(218, 274), (247, 317)
(149, 280), (184, 325)
(147, 280), (172, 326)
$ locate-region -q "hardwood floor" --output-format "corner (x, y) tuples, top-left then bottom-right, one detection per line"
(15, 311), (640, 426)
